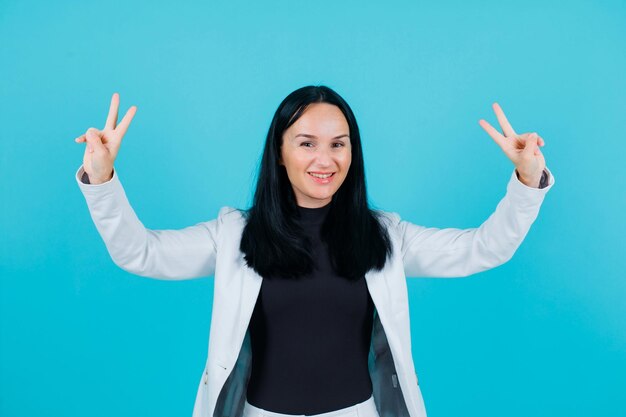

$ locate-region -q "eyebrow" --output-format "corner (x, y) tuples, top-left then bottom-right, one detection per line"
(294, 133), (350, 140)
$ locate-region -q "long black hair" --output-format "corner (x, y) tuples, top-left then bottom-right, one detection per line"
(239, 85), (393, 281)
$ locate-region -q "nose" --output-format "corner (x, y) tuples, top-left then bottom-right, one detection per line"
(314, 147), (333, 167)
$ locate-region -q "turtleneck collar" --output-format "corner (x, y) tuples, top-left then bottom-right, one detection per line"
(296, 201), (332, 226)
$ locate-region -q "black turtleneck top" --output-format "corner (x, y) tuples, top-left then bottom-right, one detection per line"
(245, 202), (375, 415)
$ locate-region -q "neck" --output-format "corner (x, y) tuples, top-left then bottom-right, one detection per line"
(296, 201), (331, 226)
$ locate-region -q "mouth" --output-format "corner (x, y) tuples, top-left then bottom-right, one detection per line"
(308, 172), (335, 184)
(308, 172), (335, 178)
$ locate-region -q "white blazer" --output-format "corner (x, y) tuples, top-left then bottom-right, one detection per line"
(75, 165), (555, 417)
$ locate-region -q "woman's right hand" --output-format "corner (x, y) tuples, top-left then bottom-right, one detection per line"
(74, 93), (137, 184)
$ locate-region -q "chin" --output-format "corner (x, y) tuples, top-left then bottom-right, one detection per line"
(308, 194), (333, 201)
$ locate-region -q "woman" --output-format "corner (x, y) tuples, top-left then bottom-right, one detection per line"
(74, 86), (554, 417)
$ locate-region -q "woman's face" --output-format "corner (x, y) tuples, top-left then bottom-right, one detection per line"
(280, 103), (352, 208)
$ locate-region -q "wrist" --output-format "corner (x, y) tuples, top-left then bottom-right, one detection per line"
(516, 169), (541, 188)
(88, 171), (113, 185)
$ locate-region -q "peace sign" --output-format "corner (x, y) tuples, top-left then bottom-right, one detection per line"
(74, 93), (137, 184)
(479, 103), (546, 187)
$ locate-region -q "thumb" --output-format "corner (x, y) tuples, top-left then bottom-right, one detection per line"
(85, 128), (106, 154)
(523, 133), (539, 157)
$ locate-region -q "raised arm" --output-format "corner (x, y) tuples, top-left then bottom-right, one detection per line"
(398, 166), (555, 278)
(73, 93), (221, 280)
(398, 101), (555, 277)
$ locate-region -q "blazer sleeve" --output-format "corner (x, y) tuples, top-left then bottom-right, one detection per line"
(75, 165), (224, 280)
(396, 167), (555, 278)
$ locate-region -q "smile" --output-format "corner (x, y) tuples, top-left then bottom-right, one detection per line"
(308, 172), (335, 183)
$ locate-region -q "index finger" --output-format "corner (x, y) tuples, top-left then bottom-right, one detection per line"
(493, 102), (517, 137)
(479, 119), (507, 149)
(104, 92), (120, 130)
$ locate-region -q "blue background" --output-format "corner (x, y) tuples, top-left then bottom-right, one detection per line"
(1, 0), (625, 416)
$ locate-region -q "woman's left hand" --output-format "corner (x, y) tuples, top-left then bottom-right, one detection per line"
(479, 102), (546, 188)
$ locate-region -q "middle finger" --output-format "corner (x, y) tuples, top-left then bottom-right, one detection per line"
(104, 92), (120, 130)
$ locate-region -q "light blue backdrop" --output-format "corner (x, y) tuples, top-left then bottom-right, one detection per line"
(1, 0), (624, 416)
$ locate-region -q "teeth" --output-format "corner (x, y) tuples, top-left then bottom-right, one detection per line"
(309, 172), (333, 178)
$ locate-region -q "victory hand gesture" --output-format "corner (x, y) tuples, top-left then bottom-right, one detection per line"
(479, 103), (546, 188)
(74, 93), (137, 184)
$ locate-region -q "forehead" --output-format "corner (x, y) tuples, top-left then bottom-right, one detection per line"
(288, 103), (349, 133)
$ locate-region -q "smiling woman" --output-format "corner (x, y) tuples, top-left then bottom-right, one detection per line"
(74, 85), (554, 417)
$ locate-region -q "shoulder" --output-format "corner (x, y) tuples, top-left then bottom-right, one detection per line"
(216, 206), (247, 228)
(217, 205), (243, 218)
(371, 209), (401, 229)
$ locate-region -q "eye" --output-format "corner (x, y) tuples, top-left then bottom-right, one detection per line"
(300, 142), (314, 147)
(332, 142), (345, 148)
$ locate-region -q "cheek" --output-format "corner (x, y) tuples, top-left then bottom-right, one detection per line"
(283, 153), (309, 173)
(340, 152), (352, 170)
